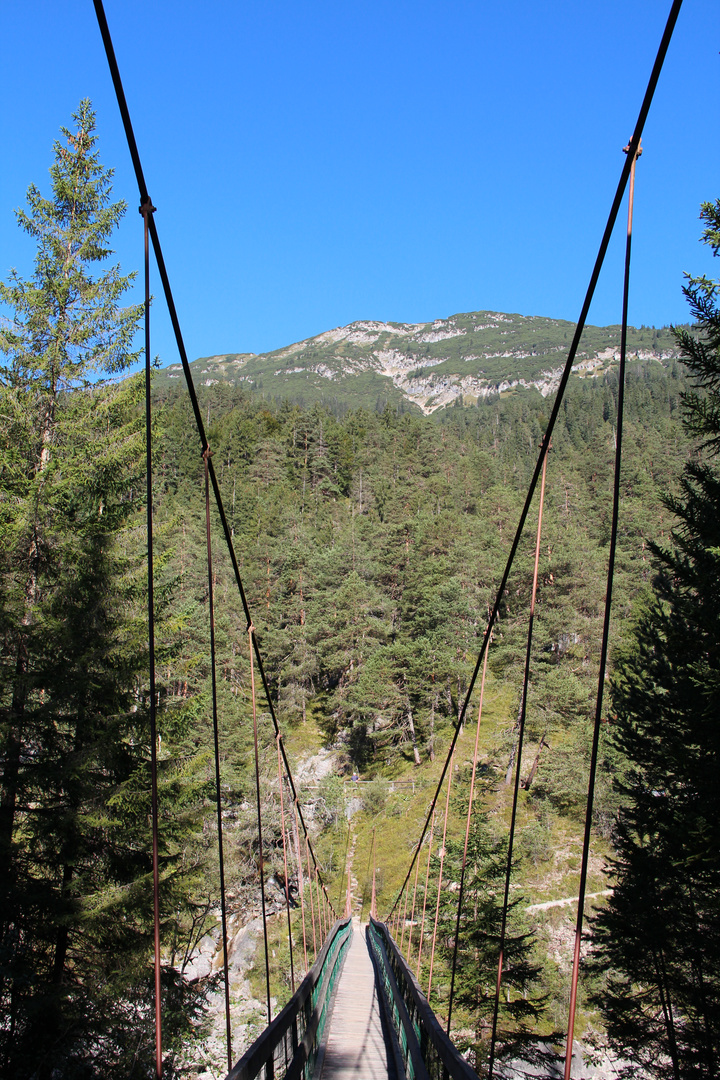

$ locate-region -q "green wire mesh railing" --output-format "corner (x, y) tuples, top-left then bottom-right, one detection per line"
(226, 917), (352, 1080)
(368, 918), (479, 1080)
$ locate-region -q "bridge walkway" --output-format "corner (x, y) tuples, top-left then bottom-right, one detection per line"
(314, 920), (395, 1079)
(225, 916), (479, 1080)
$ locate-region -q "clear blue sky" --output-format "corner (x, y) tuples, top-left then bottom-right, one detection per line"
(1, 1), (718, 367)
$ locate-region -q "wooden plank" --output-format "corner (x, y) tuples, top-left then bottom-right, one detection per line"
(316, 923), (392, 1079)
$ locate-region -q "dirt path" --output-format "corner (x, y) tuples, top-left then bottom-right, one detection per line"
(526, 889), (612, 913)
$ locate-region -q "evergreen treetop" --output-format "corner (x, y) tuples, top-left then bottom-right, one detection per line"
(0, 98), (140, 394)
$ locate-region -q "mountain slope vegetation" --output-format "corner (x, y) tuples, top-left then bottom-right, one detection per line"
(155, 310), (682, 415)
(149, 352), (690, 1065)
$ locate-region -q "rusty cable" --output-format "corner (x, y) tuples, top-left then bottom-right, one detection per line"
(92, 0), (338, 918)
(406, 840), (423, 966)
(276, 735), (295, 994)
(382, 0), (684, 925)
(92, 0), (683, 1039)
(316, 862), (326, 940)
(428, 753), (453, 1003)
(292, 796), (309, 972)
(140, 196), (162, 1080)
(249, 627), (272, 1025)
(447, 646), (489, 1035)
(488, 445), (549, 1080)
(305, 835), (318, 958)
(370, 827), (377, 920)
(563, 139), (642, 1080)
(204, 448), (233, 1071)
(416, 810), (435, 982)
(400, 880), (410, 953)
(337, 822), (351, 913)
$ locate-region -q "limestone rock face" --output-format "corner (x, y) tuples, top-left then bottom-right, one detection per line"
(156, 310), (681, 415)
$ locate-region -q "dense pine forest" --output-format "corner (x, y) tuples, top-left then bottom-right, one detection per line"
(2, 103), (719, 1080)
(148, 353), (692, 1065)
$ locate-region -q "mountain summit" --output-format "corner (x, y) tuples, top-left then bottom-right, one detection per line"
(156, 310), (680, 413)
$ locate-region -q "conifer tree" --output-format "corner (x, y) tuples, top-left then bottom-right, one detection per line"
(432, 806), (551, 1074)
(0, 98), (141, 878)
(0, 102), (208, 1079)
(591, 199), (720, 1079)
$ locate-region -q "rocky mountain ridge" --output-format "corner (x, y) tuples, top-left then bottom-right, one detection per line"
(156, 309), (682, 414)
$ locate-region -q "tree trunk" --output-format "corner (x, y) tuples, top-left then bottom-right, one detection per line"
(521, 734), (548, 791)
(0, 682), (24, 887)
(407, 707), (421, 766)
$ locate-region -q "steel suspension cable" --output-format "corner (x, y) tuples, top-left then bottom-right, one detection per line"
(384, 0), (684, 926)
(400, 878), (410, 952)
(92, 0), (337, 918)
(427, 753), (453, 1004)
(337, 822), (351, 913)
(305, 836), (318, 957)
(249, 627), (272, 1026)
(93, 7), (681, 1048)
(416, 810), (436, 981)
(406, 845), (423, 966)
(140, 196), (162, 1080)
(563, 139), (642, 1080)
(291, 797), (309, 972)
(204, 449), (233, 1071)
(488, 446), (549, 1080)
(447, 646), (489, 1034)
(276, 736), (295, 994)
(315, 861), (325, 940)
(370, 828), (377, 920)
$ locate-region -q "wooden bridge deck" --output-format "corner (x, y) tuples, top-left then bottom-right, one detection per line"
(314, 922), (395, 1080)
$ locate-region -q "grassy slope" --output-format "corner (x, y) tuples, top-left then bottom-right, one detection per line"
(164, 351), (690, 1057)
(251, 684), (610, 1041)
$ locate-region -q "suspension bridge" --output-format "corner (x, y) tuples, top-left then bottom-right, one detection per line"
(89, 1), (686, 1078)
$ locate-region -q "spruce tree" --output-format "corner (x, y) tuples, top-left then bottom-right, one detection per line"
(0, 102), (209, 1078)
(431, 806), (551, 1074)
(0, 98), (141, 879)
(591, 199), (720, 1079)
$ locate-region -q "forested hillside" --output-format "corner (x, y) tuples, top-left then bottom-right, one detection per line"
(155, 313), (682, 415)
(3, 95), (717, 1080)
(156, 355), (687, 771)
(146, 354), (691, 1069)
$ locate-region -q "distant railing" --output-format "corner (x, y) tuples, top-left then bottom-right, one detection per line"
(226, 916), (352, 1080)
(368, 917), (479, 1080)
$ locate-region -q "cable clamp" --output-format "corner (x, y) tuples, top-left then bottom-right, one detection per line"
(139, 195), (156, 217)
(622, 138), (643, 159)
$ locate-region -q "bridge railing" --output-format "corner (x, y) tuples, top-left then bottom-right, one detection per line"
(226, 916), (352, 1080)
(368, 917), (479, 1080)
